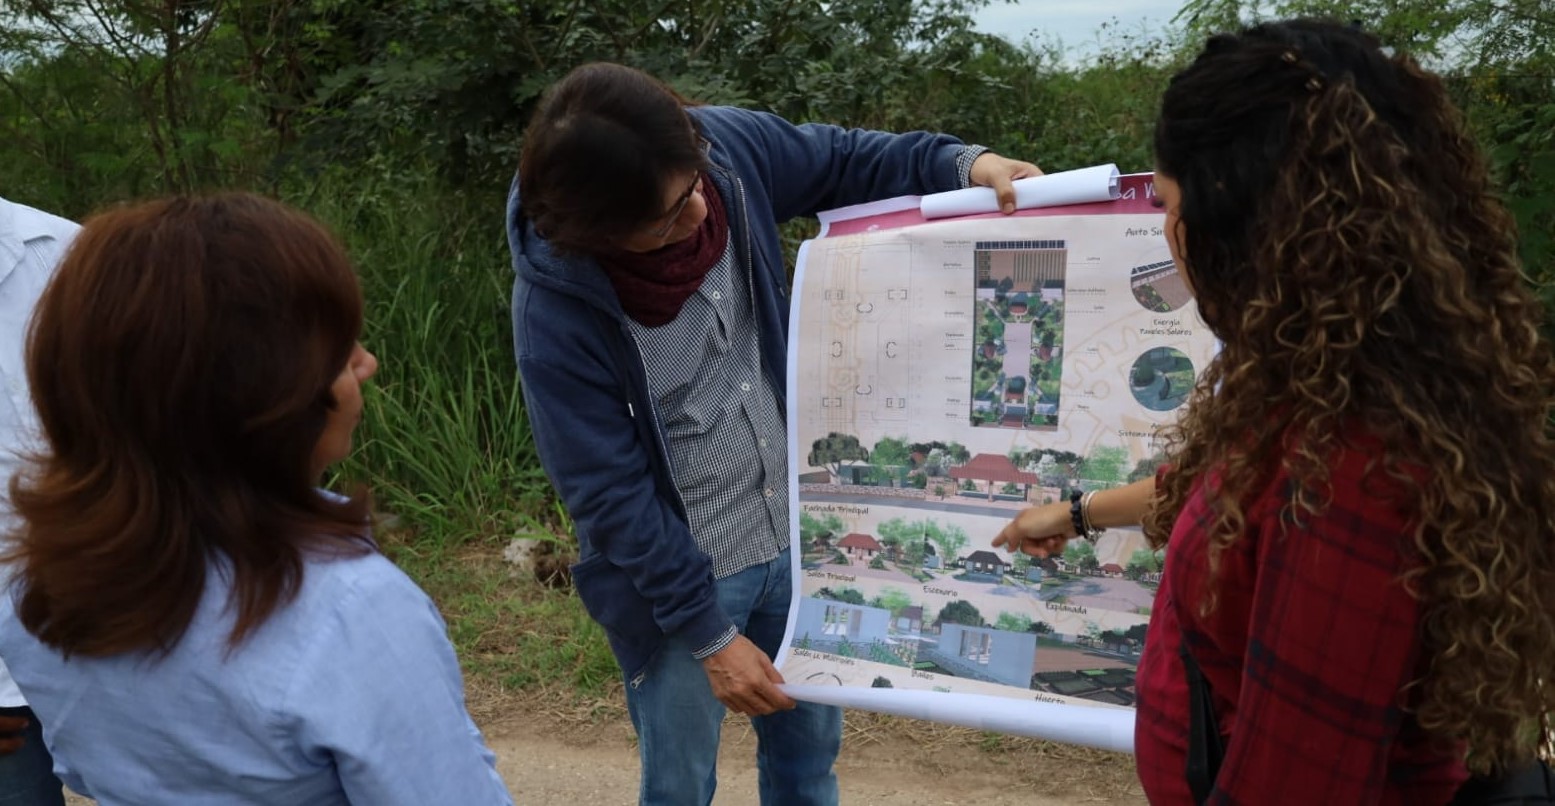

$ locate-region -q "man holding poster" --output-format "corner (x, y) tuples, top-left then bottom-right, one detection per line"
(505, 62), (1038, 806)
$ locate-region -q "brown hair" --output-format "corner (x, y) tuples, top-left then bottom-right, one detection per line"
(1148, 19), (1555, 772)
(517, 62), (708, 256)
(4, 192), (374, 658)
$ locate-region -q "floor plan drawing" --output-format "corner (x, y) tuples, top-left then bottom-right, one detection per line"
(781, 175), (1220, 749)
(971, 239), (1068, 430)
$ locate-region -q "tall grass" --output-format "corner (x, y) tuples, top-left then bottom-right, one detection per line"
(292, 165), (620, 697)
(301, 166), (552, 544)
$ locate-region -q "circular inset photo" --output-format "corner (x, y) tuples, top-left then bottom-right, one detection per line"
(1129, 347), (1194, 411)
(1129, 249), (1192, 313)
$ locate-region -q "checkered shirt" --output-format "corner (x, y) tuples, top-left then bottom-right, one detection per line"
(629, 242), (789, 586)
(632, 149), (986, 657)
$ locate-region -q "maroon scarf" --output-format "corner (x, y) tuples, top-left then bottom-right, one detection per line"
(598, 175), (728, 327)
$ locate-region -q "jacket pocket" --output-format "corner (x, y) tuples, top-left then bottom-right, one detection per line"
(570, 553), (663, 674)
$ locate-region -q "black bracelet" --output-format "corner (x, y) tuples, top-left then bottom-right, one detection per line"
(1069, 489), (1088, 538)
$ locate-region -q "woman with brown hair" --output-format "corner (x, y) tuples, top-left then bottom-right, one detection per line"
(0, 193), (512, 804)
(994, 19), (1553, 805)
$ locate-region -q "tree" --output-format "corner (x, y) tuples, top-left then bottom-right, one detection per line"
(1124, 548), (1163, 580)
(927, 522), (969, 564)
(1063, 539), (1096, 568)
(878, 516), (968, 568)
(1173, 0), (1555, 285)
(0, 0), (261, 197)
(875, 517), (924, 548)
(936, 600), (984, 627)
(877, 519), (932, 569)
(869, 435), (912, 486)
(1028, 620), (1055, 635)
(870, 587), (914, 616)
(1078, 445), (1130, 487)
(1100, 629), (1130, 651)
(1034, 453), (1061, 485)
(1048, 450), (1084, 488)
(799, 510), (846, 543)
(995, 611), (1033, 632)
(808, 432), (868, 481)
(1128, 454), (1165, 483)
(817, 586), (866, 605)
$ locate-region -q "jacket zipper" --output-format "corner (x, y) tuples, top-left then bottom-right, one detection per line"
(732, 176), (786, 400)
(734, 176), (761, 359)
(626, 170), (759, 688)
(625, 329), (691, 692)
(732, 178), (791, 561)
(626, 333), (691, 525)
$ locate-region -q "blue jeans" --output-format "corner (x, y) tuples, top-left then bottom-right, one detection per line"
(625, 550), (841, 806)
(0, 706), (65, 806)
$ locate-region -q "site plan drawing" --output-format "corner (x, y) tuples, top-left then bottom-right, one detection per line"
(777, 173), (1217, 753)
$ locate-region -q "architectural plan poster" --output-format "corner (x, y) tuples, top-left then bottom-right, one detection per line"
(777, 174), (1215, 753)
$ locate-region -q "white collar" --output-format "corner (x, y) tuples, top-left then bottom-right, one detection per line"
(0, 198), (23, 276)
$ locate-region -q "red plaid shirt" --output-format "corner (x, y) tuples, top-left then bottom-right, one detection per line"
(1135, 445), (1468, 804)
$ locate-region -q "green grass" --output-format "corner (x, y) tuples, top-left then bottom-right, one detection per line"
(301, 167), (619, 702)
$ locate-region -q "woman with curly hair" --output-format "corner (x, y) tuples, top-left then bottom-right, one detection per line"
(994, 18), (1553, 805)
(0, 194), (513, 804)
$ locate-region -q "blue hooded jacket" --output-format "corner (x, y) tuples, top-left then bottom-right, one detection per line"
(507, 105), (968, 679)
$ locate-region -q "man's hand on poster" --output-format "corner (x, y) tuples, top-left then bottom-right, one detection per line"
(970, 153), (1044, 214)
(702, 635), (796, 717)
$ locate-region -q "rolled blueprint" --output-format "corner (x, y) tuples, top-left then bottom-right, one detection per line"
(778, 685), (1136, 754)
(920, 163), (1121, 219)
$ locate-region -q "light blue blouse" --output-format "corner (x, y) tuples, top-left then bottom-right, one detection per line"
(0, 550), (514, 805)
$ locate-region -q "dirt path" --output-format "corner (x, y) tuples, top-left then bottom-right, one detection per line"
(62, 709), (1146, 804)
(484, 715), (1146, 805)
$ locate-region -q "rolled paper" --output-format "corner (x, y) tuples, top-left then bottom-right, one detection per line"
(778, 684), (1136, 754)
(920, 163), (1121, 219)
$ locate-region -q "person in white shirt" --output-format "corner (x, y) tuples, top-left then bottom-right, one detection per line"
(0, 194), (74, 806)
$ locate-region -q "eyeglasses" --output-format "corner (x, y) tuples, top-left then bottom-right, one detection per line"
(648, 173), (702, 239)
(645, 140), (712, 239)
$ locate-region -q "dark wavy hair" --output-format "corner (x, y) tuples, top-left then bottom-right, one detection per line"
(4, 193), (374, 658)
(1144, 19), (1555, 772)
(516, 62), (708, 255)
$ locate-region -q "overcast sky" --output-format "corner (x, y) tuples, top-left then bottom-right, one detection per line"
(972, 0), (1190, 58)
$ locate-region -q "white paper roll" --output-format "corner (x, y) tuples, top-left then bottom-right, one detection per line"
(920, 163), (1122, 219)
(778, 683), (1136, 754)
